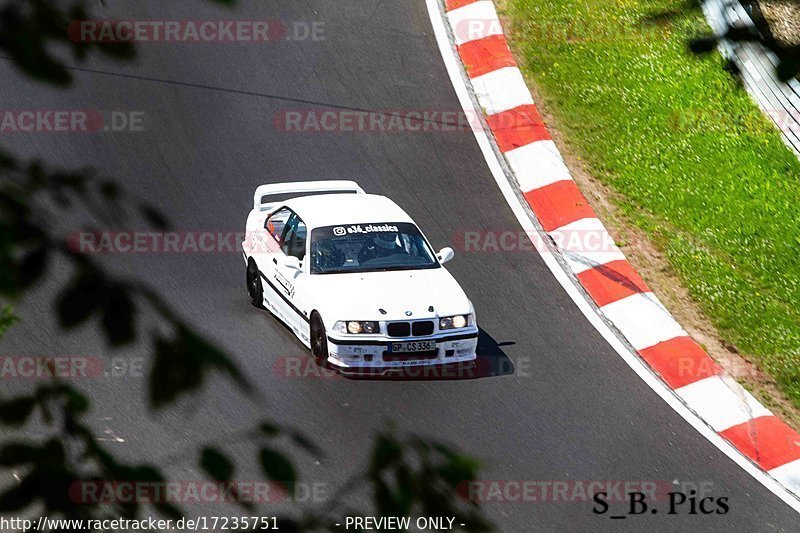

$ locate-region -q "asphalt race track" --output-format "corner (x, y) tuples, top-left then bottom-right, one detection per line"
(0, 0), (797, 530)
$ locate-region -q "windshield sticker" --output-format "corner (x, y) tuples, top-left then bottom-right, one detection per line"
(333, 224), (399, 235)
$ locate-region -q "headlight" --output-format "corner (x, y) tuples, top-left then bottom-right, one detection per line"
(439, 314), (470, 330)
(333, 321), (379, 334)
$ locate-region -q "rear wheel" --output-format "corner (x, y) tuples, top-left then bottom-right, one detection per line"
(246, 259), (264, 308)
(310, 313), (328, 366)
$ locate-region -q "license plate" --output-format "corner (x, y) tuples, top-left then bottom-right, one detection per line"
(389, 340), (436, 353)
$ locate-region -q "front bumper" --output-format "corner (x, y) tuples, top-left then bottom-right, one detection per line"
(325, 328), (478, 369)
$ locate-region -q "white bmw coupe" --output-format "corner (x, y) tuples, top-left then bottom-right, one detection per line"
(242, 181), (478, 372)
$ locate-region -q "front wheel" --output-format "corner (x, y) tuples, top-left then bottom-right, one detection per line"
(246, 259), (264, 308)
(310, 313), (328, 366)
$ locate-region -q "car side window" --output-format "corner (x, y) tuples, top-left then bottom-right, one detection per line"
(266, 207), (291, 243)
(281, 214), (307, 261)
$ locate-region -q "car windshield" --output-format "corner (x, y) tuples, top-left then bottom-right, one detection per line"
(310, 222), (439, 274)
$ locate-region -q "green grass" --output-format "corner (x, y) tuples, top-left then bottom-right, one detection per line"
(501, 0), (800, 406)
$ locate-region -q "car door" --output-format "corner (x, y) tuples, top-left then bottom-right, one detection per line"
(255, 206), (292, 320)
(273, 212), (311, 341)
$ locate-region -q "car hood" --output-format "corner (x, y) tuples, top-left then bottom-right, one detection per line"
(310, 267), (471, 322)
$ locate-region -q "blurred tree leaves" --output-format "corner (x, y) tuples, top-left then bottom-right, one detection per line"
(200, 448), (234, 482)
(367, 432), (491, 532)
(0, 0), (133, 85)
(0, 0), (235, 86)
(0, 396), (36, 426)
(0, 0), (493, 531)
(150, 325), (251, 408)
(0, 305), (17, 336)
(259, 448), (297, 495)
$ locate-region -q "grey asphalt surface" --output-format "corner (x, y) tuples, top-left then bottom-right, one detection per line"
(0, 0), (797, 531)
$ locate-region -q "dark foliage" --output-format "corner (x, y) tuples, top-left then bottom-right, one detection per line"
(0, 1), (491, 531)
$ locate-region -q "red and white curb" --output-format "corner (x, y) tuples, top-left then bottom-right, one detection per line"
(436, 0), (800, 502)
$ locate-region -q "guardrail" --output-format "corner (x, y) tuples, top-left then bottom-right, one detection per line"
(703, 0), (800, 154)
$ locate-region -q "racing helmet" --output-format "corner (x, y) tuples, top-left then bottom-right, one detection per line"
(373, 232), (400, 249)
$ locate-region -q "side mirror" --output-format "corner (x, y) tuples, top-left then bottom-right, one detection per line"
(437, 247), (455, 264)
(281, 255), (302, 270)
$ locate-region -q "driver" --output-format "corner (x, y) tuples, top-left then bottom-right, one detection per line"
(358, 232), (405, 264)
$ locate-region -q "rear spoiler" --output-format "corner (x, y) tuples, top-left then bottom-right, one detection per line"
(252, 180), (365, 211)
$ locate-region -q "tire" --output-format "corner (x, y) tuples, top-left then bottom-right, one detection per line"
(310, 313), (328, 366)
(246, 259), (264, 308)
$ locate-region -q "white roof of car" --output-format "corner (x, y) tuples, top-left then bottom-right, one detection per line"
(282, 193), (415, 229)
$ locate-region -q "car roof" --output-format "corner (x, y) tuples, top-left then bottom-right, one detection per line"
(281, 193), (415, 229)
